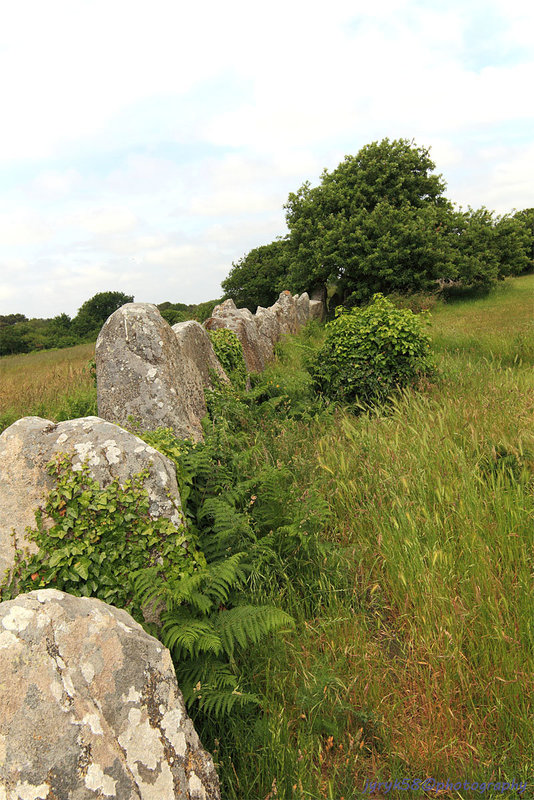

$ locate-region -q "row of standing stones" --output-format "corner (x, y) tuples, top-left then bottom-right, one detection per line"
(0, 291), (324, 799)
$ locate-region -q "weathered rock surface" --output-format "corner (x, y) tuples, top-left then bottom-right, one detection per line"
(309, 299), (324, 321)
(0, 416), (183, 582)
(0, 589), (221, 799)
(203, 292), (324, 374)
(295, 292), (310, 328)
(309, 288), (326, 321)
(96, 303), (205, 442)
(204, 300), (266, 373)
(271, 291), (299, 336)
(172, 321), (228, 387)
(254, 306), (281, 365)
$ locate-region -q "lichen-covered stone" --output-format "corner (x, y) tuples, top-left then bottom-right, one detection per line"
(0, 416), (183, 582)
(0, 589), (221, 799)
(96, 303), (205, 442)
(269, 291), (299, 336)
(253, 306), (280, 365)
(172, 321), (229, 388)
(204, 291), (323, 374)
(295, 292), (310, 328)
(204, 300), (265, 373)
(309, 299), (324, 321)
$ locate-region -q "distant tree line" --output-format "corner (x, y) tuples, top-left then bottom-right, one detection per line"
(0, 291), (222, 357)
(222, 139), (534, 312)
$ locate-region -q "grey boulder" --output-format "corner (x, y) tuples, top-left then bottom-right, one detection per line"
(0, 416), (183, 582)
(295, 292), (310, 328)
(270, 291), (299, 336)
(204, 300), (265, 373)
(96, 303), (205, 442)
(172, 320), (229, 389)
(0, 589), (220, 799)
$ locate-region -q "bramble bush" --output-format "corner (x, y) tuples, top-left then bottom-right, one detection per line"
(311, 293), (434, 405)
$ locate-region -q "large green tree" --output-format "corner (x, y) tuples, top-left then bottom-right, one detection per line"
(221, 239), (290, 312)
(441, 207), (531, 294)
(513, 208), (534, 269)
(220, 139), (531, 310)
(72, 291), (134, 337)
(285, 138), (455, 302)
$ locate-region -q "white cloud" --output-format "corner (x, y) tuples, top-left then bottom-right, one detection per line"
(0, 211), (52, 248)
(0, 284), (16, 302)
(31, 170), (81, 199)
(482, 143), (534, 213)
(0, 0), (533, 317)
(67, 208), (140, 236)
(143, 244), (207, 266)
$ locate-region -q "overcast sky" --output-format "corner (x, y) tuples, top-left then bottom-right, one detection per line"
(0, 0), (532, 318)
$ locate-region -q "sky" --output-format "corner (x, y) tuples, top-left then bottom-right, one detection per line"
(0, 0), (533, 319)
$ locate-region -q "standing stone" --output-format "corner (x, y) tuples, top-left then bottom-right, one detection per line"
(96, 303), (205, 442)
(253, 306), (281, 365)
(309, 288), (326, 321)
(204, 300), (266, 373)
(0, 416), (183, 582)
(0, 589), (221, 799)
(295, 292), (310, 328)
(172, 320), (228, 388)
(269, 291), (299, 336)
(309, 300), (325, 321)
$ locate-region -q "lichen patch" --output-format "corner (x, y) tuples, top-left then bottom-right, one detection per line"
(2, 605), (35, 632)
(84, 763), (117, 796)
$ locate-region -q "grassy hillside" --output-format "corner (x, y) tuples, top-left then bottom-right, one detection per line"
(0, 342), (96, 433)
(432, 273), (534, 365)
(201, 276), (533, 798)
(1, 275), (533, 798)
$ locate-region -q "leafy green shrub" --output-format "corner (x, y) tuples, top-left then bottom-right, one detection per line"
(208, 328), (247, 389)
(312, 293), (434, 405)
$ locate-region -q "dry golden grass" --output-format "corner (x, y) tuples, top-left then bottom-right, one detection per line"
(0, 342), (96, 428)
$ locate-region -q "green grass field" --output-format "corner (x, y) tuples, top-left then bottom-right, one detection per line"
(1, 275), (533, 799)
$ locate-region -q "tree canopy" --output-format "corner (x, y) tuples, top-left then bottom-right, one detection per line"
(221, 239), (290, 312)
(71, 291), (134, 336)
(284, 139), (455, 302)
(221, 138), (534, 309)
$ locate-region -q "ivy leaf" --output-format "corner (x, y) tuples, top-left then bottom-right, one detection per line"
(73, 561), (89, 580)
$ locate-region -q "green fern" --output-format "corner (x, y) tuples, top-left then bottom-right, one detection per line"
(216, 605), (294, 655)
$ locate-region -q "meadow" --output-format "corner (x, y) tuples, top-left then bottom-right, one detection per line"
(1, 274), (533, 799)
(0, 341), (96, 433)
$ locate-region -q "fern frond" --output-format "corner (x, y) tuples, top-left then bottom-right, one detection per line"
(205, 553), (248, 603)
(165, 571), (208, 607)
(195, 687), (261, 717)
(177, 657), (261, 718)
(187, 590), (213, 614)
(132, 567), (176, 612)
(160, 618), (222, 657)
(177, 657), (238, 698)
(216, 605), (295, 656)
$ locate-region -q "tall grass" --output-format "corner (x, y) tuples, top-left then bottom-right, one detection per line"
(315, 360), (533, 789)
(431, 274), (534, 366)
(0, 343), (97, 433)
(1, 278), (532, 798)
(202, 282), (533, 799)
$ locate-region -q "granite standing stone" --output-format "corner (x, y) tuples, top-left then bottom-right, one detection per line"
(0, 589), (221, 799)
(96, 303), (205, 442)
(0, 416), (183, 582)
